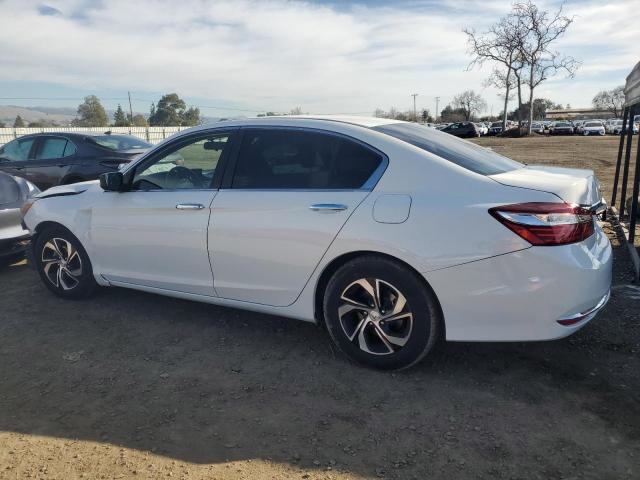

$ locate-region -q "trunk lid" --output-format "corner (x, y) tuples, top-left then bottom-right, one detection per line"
(489, 165), (602, 206)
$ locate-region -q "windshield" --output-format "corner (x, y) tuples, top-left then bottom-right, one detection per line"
(372, 122), (522, 176)
(556, 122), (570, 127)
(491, 122), (502, 127)
(585, 122), (602, 127)
(89, 135), (152, 151)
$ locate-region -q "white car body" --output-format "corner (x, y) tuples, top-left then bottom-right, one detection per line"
(582, 121), (605, 136)
(23, 116), (612, 343)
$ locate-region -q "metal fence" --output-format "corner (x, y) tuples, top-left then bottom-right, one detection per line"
(0, 126), (188, 147)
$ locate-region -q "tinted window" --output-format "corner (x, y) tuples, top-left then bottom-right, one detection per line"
(0, 138), (34, 162)
(89, 135), (152, 151)
(132, 133), (230, 190)
(232, 129), (383, 189)
(37, 138), (68, 160)
(372, 123), (522, 176)
(64, 141), (77, 156)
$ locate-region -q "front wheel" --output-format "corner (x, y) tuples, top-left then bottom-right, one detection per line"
(323, 256), (442, 370)
(34, 226), (98, 299)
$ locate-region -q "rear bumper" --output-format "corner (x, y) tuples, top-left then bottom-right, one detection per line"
(426, 224), (612, 341)
(0, 235), (30, 259)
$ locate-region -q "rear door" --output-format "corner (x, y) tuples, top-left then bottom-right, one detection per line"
(28, 136), (78, 189)
(209, 127), (386, 306)
(0, 137), (36, 182)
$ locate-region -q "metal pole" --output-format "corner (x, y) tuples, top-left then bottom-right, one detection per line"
(127, 91), (134, 127)
(612, 107), (629, 206)
(629, 114), (640, 244)
(435, 97), (440, 122)
(411, 93), (418, 122)
(619, 105), (637, 219)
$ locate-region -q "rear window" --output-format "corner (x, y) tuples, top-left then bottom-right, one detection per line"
(585, 122), (602, 127)
(372, 122), (522, 176)
(89, 135), (152, 151)
(556, 122), (570, 127)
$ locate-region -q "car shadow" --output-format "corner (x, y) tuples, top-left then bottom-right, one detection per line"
(0, 254), (639, 478)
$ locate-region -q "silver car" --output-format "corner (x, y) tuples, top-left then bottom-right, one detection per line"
(0, 172), (40, 266)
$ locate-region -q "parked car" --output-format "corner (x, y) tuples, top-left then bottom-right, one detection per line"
(474, 123), (488, 136)
(531, 122), (545, 134)
(441, 122), (479, 138)
(0, 172), (40, 266)
(489, 122), (503, 135)
(572, 120), (585, 134)
(582, 121), (606, 136)
(604, 119), (619, 134)
(549, 121), (574, 135)
(22, 116), (612, 370)
(612, 120), (639, 135)
(0, 132), (152, 191)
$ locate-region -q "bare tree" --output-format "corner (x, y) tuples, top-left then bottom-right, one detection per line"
(592, 86), (625, 117)
(452, 90), (487, 121)
(464, 12), (526, 132)
(514, 1), (579, 134)
(289, 106), (304, 115)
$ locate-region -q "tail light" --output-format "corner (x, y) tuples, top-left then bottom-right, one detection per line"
(489, 202), (594, 246)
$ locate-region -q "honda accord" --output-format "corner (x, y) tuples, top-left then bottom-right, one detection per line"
(21, 116), (612, 369)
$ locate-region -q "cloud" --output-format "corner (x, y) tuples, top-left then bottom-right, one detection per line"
(0, 0), (638, 115)
(37, 4), (62, 16)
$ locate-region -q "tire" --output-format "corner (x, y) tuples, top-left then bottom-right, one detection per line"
(34, 226), (98, 299)
(323, 256), (441, 370)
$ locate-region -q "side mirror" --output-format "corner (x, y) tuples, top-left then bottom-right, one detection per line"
(99, 171), (124, 191)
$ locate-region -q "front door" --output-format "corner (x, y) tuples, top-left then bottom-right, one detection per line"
(90, 130), (236, 296)
(209, 127), (385, 306)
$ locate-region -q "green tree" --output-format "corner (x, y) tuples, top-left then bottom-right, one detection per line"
(113, 104), (128, 126)
(181, 107), (201, 126)
(129, 114), (148, 127)
(0, 121), (5, 127)
(74, 95), (108, 127)
(13, 115), (25, 128)
(148, 93), (187, 126)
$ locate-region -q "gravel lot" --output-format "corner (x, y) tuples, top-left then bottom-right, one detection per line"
(1, 136), (639, 480)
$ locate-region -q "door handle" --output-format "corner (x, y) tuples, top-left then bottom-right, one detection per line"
(176, 203), (205, 210)
(309, 203), (348, 213)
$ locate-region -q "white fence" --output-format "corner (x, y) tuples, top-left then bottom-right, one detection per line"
(0, 126), (189, 147)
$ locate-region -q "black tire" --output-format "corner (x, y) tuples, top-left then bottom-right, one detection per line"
(34, 226), (97, 299)
(323, 256), (442, 370)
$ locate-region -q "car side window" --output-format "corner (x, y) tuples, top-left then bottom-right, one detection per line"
(0, 138), (34, 162)
(63, 140), (77, 157)
(231, 129), (383, 190)
(132, 133), (230, 190)
(36, 138), (70, 160)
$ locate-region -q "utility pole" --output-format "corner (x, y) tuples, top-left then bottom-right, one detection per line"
(127, 91), (134, 126)
(411, 93), (418, 122)
(435, 96), (440, 122)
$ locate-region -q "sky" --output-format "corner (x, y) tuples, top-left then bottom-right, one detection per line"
(0, 0), (638, 118)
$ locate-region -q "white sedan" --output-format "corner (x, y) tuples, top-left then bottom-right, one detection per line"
(582, 121), (606, 136)
(21, 116), (612, 370)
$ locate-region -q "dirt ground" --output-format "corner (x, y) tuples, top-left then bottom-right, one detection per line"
(1, 136), (640, 480)
(472, 135), (638, 205)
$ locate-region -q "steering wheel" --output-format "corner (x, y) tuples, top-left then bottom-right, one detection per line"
(166, 166), (198, 188)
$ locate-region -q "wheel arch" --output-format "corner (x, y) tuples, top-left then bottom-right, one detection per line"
(313, 250), (445, 335)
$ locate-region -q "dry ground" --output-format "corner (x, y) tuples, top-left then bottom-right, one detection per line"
(1, 135), (639, 480)
(472, 134), (638, 205)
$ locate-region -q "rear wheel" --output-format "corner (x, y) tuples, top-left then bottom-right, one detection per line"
(34, 226), (97, 299)
(323, 256), (441, 370)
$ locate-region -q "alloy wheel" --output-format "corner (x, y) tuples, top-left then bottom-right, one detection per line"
(338, 278), (413, 355)
(41, 237), (83, 290)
